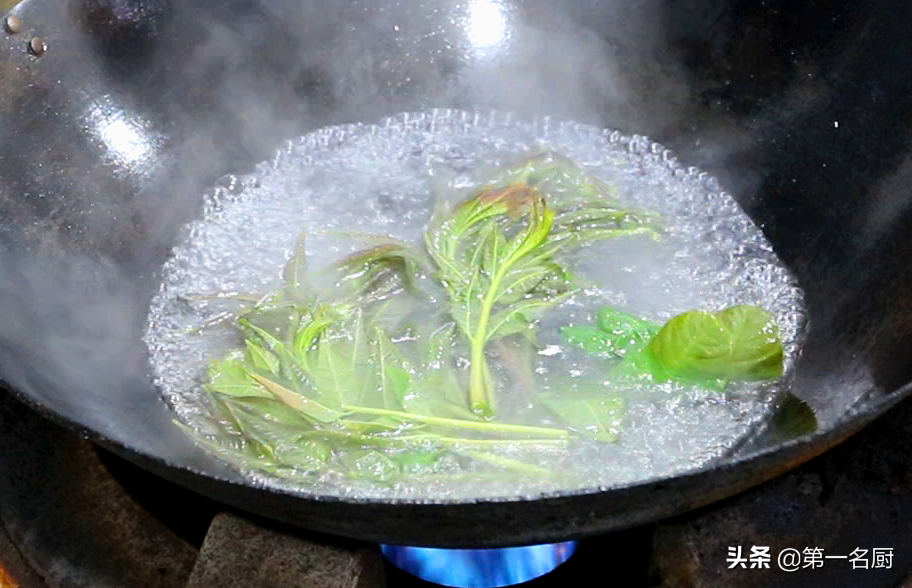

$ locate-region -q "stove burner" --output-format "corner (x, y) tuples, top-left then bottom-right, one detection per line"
(379, 542), (578, 587)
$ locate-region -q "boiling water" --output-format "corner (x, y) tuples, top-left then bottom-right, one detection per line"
(143, 109), (807, 500)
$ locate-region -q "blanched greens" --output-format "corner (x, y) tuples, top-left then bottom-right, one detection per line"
(424, 156), (662, 415)
(561, 305), (785, 388)
(175, 151), (788, 485)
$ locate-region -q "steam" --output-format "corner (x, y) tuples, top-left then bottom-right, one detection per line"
(0, 0), (770, 479)
(0, 245), (231, 474)
(169, 0), (700, 158)
(128, 0), (712, 276)
(446, 0), (695, 132)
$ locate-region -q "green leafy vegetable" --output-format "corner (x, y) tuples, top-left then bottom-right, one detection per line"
(251, 373), (345, 424)
(275, 439), (332, 471)
(559, 327), (618, 356)
(646, 305), (784, 383)
(174, 150), (790, 488)
(596, 308), (662, 355)
(245, 340), (280, 374)
(425, 157), (662, 415)
(540, 392), (626, 442)
(425, 185), (561, 415)
(282, 233), (310, 303)
(562, 304), (785, 389)
(343, 450), (402, 482)
(561, 308), (661, 358)
(205, 356), (272, 399)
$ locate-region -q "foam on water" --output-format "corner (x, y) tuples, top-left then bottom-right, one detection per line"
(143, 109), (807, 500)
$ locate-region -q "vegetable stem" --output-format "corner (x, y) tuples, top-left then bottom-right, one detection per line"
(339, 404), (570, 438)
(300, 429), (568, 449)
(426, 435), (567, 448)
(467, 197), (552, 416)
(468, 265), (505, 415)
(457, 449), (554, 476)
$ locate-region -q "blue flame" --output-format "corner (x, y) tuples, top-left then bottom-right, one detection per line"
(380, 541), (578, 587)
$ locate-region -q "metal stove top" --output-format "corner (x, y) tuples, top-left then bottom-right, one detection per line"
(1, 387), (911, 588)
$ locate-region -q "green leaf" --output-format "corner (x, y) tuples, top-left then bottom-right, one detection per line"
(450, 282), (482, 342)
(421, 322), (457, 365)
(205, 357), (273, 399)
(501, 200), (555, 267)
(607, 346), (726, 393)
(348, 310), (378, 406)
(482, 225), (507, 276)
(388, 368), (413, 405)
(429, 179), (591, 414)
(561, 307), (662, 357)
(174, 420), (265, 470)
(235, 292), (303, 344)
(486, 291), (573, 343)
(374, 327), (414, 410)
(282, 232), (310, 303)
(330, 241), (433, 303)
(495, 151), (664, 243)
(427, 186), (554, 414)
(494, 265), (554, 305)
(245, 340), (280, 374)
(536, 262), (575, 294)
(218, 400), (283, 461)
(301, 308), (377, 406)
(552, 205), (663, 244)
(412, 371), (463, 418)
(252, 373), (346, 423)
(368, 295), (421, 334)
(540, 392), (626, 442)
(410, 322), (480, 419)
(292, 309), (368, 406)
(339, 417), (409, 433)
(310, 336), (358, 404)
(560, 326), (616, 355)
(223, 396), (316, 428)
(274, 439), (332, 470)
(292, 305), (340, 360)
(598, 307), (661, 334)
(240, 319), (302, 382)
(646, 305), (784, 382)
(342, 450), (401, 482)
(391, 449), (443, 474)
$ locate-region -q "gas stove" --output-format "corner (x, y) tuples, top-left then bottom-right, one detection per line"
(1, 387), (911, 588)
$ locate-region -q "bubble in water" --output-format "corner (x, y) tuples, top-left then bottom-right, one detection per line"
(142, 109), (807, 501)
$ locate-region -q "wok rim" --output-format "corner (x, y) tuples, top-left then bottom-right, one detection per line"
(5, 376), (908, 510)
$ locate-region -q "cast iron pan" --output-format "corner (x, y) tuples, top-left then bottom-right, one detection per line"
(1, 0), (912, 548)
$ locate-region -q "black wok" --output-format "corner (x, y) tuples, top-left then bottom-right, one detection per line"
(1, 0), (912, 548)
